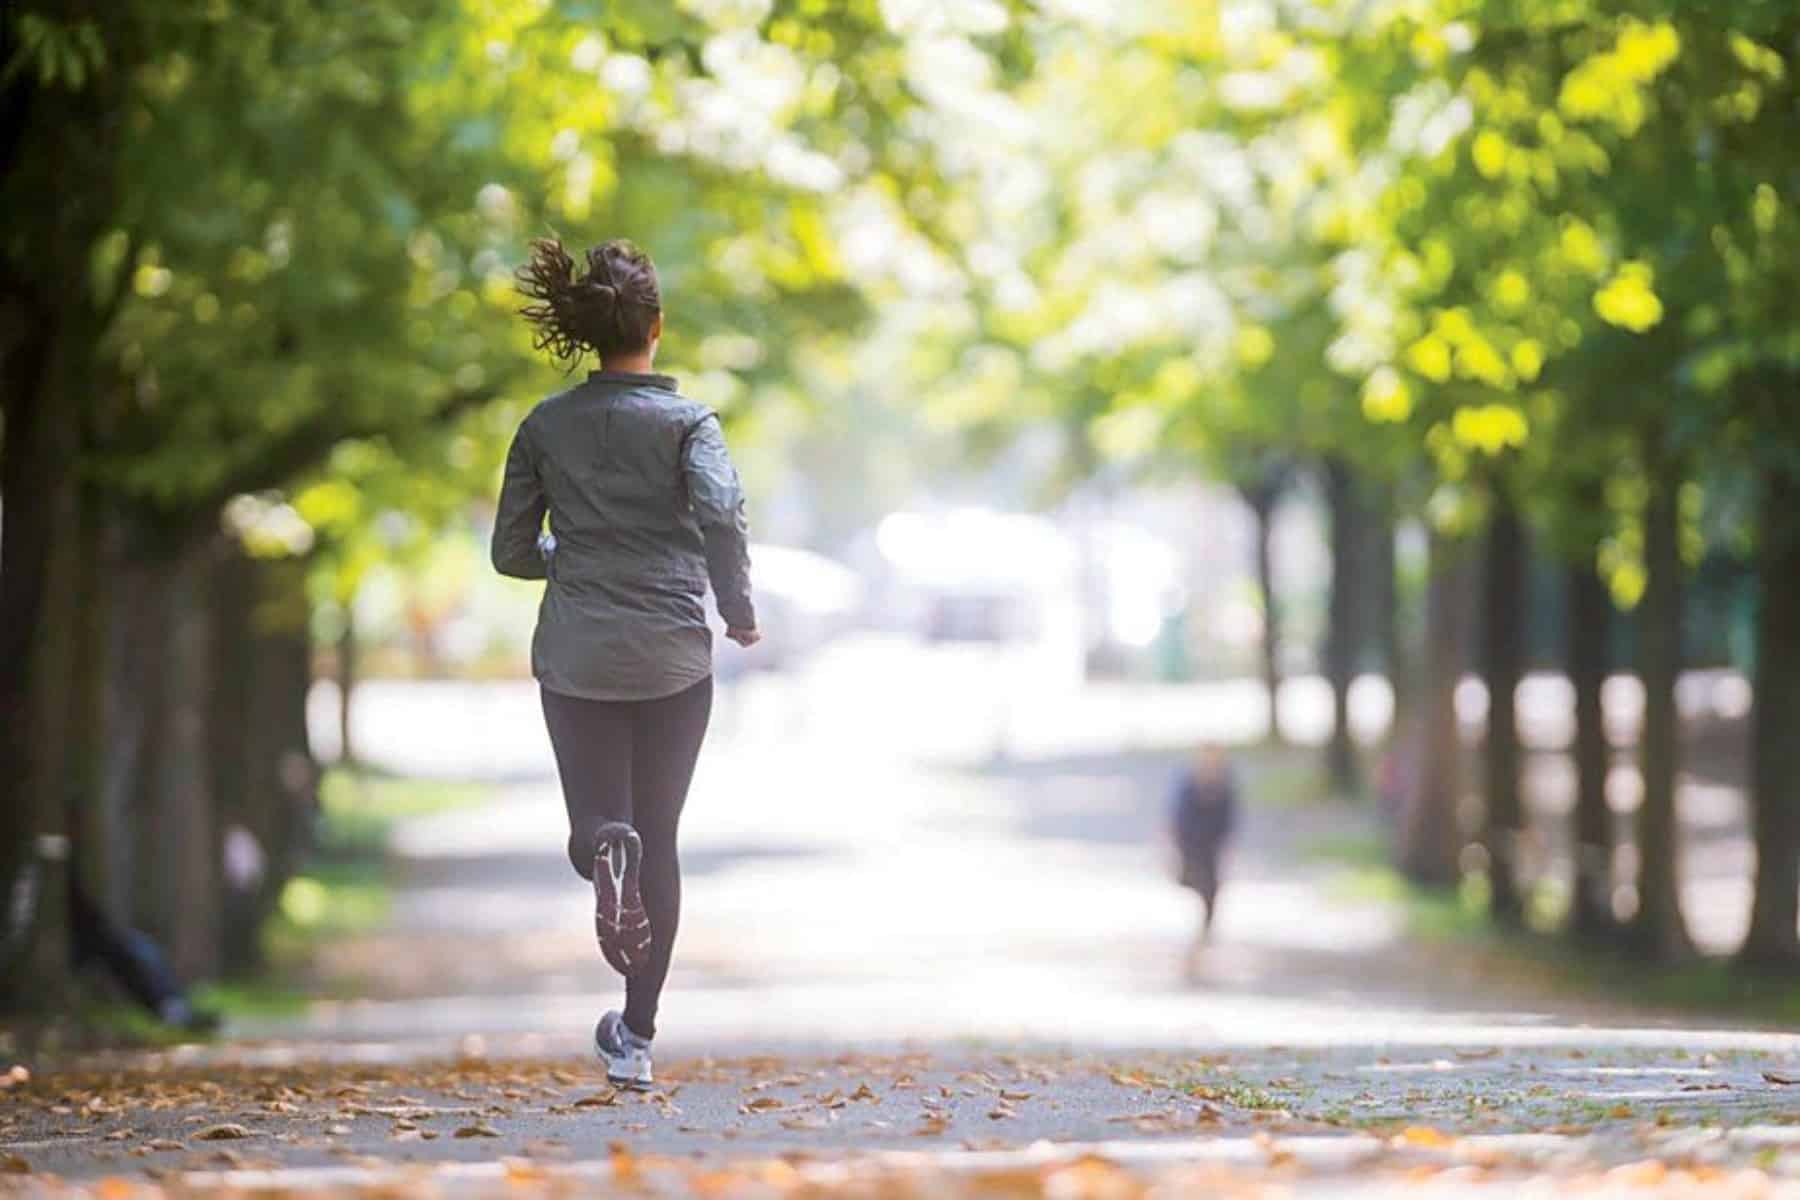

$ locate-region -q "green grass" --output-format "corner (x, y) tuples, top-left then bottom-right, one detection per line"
(1298, 831), (1389, 868)
(190, 979), (309, 1019)
(315, 767), (492, 859)
(245, 769), (492, 1002)
(1240, 746), (1334, 808)
(1185, 1081), (1290, 1111)
(1311, 842), (1800, 1026)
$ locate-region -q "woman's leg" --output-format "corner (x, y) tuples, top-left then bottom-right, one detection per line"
(622, 676), (713, 1039)
(540, 687), (634, 879)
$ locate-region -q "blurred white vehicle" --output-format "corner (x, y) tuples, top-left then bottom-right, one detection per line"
(710, 542), (864, 677)
(861, 508), (1085, 688)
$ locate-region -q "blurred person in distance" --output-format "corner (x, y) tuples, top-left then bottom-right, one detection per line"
(492, 236), (759, 1090)
(1171, 742), (1239, 969)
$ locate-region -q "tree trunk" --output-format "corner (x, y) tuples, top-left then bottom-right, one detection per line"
(1323, 456), (1362, 797)
(337, 606), (358, 767)
(1628, 465), (1694, 962)
(0, 325), (81, 1010)
(137, 536), (224, 983)
(211, 545), (260, 972)
(1399, 529), (1473, 887)
(1374, 488), (1406, 725)
(1244, 486), (1285, 744)
(1566, 555), (1618, 941)
(108, 522), (172, 936)
(252, 560), (322, 938)
(1481, 491), (1527, 926)
(68, 482), (110, 919)
(1740, 461), (1800, 967)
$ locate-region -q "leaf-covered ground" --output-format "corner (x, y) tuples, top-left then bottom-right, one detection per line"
(5, 1042), (1799, 1196)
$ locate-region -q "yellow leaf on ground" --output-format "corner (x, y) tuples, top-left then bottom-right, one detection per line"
(1607, 1160), (1669, 1186)
(1399, 1125), (1455, 1148)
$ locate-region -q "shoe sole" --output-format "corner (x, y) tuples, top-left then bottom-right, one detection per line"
(592, 822), (653, 978)
(606, 1072), (653, 1091)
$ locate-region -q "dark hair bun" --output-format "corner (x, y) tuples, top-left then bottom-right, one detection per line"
(517, 237), (661, 367)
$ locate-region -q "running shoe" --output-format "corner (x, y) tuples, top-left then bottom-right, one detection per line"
(594, 1009), (654, 1089)
(592, 821), (652, 977)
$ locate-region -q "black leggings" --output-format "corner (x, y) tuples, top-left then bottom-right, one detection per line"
(540, 676), (712, 1039)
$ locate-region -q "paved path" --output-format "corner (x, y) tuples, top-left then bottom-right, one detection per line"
(6, 640), (1797, 1195)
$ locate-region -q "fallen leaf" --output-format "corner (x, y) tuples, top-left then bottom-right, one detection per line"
(146, 1139), (185, 1152)
(917, 1113), (952, 1136)
(1398, 1126), (1455, 1149)
(1, 1154), (29, 1174)
(1043, 1158), (1131, 1195)
(1606, 1160), (1669, 1186)
(779, 1113), (835, 1131)
(573, 1090), (621, 1108)
(998, 1090), (1033, 1102)
(740, 1097), (786, 1113)
(987, 1104), (1015, 1120)
(195, 1123), (254, 1141)
(453, 1123), (500, 1139)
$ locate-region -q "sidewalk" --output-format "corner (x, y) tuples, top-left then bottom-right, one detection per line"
(7, 644), (1799, 1194)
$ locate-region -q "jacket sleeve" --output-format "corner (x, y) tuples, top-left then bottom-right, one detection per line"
(491, 422), (548, 581)
(682, 412), (755, 630)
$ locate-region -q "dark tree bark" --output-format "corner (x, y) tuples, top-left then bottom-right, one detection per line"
(1566, 555), (1618, 941)
(0, 0), (140, 1011)
(1323, 456), (1363, 797)
(68, 483), (110, 918)
(249, 561), (322, 935)
(1399, 529), (1474, 887)
(1627, 465), (1694, 962)
(211, 545), (260, 971)
(337, 608), (358, 768)
(1237, 461), (1292, 744)
(1372, 486), (1406, 725)
(0, 324), (81, 1010)
(1480, 491), (1527, 926)
(213, 548), (319, 973)
(131, 537), (224, 982)
(1740, 461), (1800, 967)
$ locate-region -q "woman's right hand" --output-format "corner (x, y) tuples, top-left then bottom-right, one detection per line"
(726, 627), (761, 648)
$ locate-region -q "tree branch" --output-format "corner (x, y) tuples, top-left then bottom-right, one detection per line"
(172, 385), (499, 541)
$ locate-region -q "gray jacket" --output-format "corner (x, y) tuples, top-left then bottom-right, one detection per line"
(490, 370), (754, 701)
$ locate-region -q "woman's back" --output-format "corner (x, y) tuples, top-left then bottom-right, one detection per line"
(492, 368), (753, 702)
(529, 371), (710, 573)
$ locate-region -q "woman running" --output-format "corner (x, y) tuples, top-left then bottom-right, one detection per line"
(492, 236), (758, 1088)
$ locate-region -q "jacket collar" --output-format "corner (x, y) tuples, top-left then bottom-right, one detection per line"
(587, 369), (678, 391)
